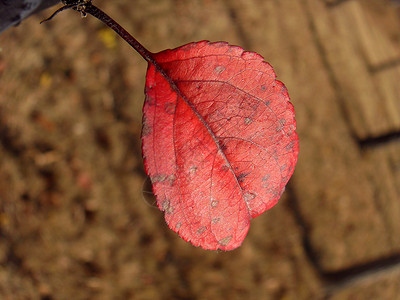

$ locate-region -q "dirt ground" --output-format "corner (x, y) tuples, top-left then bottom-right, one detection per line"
(1, 0), (400, 299)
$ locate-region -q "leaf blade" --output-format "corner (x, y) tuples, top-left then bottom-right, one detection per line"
(142, 41), (299, 250)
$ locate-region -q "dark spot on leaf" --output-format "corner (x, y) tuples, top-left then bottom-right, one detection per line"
(189, 165), (198, 175)
(267, 187), (281, 198)
(142, 117), (152, 136)
(244, 192), (256, 203)
(261, 85), (267, 91)
(162, 200), (174, 214)
(218, 235), (232, 246)
(220, 165), (229, 172)
(262, 174), (270, 182)
(145, 94), (155, 106)
(237, 172), (250, 183)
(181, 42), (198, 51)
(211, 200), (219, 208)
(176, 222), (182, 229)
(218, 140), (227, 151)
(214, 42), (227, 48)
(151, 174), (176, 186)
(287, 124), (295, 135)
(164, 102), (176, 114)
(286, 140), (296, 151)
(214, 65), (225, 74)
(250, 103), (259, 111)
(161, 199), (169, 210)
(197, 226), (206, 234)
(244, 117), (253, 125)
(279, 119), (286, 125)
(212, 217), (220, 224)
(262, 175), (270, 189)
(265, 100), (271, 106)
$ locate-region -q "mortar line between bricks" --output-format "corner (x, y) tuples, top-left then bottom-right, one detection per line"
(368, 58), (400, 73)
(358, 130), (400, 148)
(285, 184), (326, 280)
(324, 254), (400, 297)
(325, 0), (353, 8)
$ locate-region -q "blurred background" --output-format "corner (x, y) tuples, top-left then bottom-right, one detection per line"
(0, 0), (399, 299)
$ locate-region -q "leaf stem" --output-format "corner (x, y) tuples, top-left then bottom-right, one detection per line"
(83, 2), (155, 63)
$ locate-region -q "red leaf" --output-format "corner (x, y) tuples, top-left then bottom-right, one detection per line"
(142, 41), (299, 250)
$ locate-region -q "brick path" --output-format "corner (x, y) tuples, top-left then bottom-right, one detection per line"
(0, 0), (399, 299)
